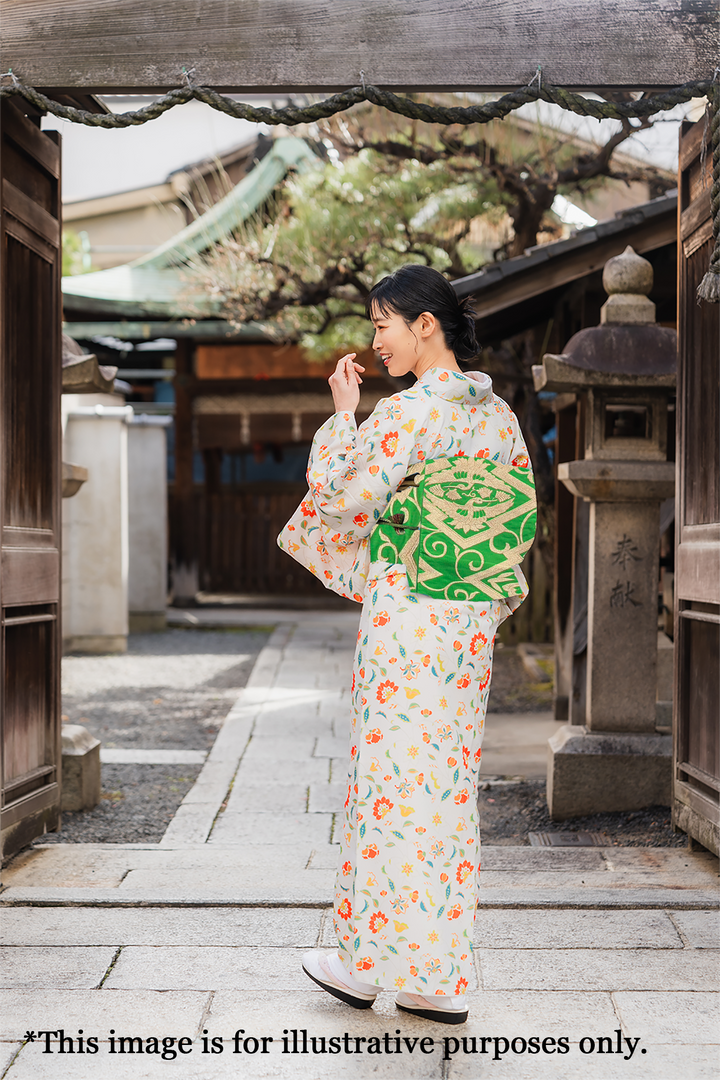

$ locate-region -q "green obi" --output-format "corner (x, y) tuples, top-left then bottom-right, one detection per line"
(369, 456), (536, 602)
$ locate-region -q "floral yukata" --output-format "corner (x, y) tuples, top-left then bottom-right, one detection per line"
(278, 369), (533, 996)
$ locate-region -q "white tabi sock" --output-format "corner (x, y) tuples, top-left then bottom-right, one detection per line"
(327, 952), (382, 995)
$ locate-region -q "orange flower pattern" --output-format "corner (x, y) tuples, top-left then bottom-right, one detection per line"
(277, 369), (533, 995)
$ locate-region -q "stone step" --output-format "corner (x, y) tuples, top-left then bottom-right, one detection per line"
(2, 885), (717, 910)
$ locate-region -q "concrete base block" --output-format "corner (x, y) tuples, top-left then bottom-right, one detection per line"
(61, 725), (101, 812)
(128, 612), (167, 633)
(548, 724), (672, 820)
(62, 634), (127, 655)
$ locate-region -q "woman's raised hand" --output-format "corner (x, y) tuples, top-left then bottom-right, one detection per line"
(328, 352), (365, 414)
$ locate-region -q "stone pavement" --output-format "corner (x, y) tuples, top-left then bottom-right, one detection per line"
(1, 610), (718, 1079)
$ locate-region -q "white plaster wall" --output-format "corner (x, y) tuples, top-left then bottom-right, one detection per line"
(62, 399), (130, 649)
(128, 421), (168, 615)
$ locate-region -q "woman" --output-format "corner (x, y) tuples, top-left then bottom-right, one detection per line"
(278, 264), (534, 1024)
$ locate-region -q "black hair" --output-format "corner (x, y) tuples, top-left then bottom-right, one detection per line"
(364, 264), (479, 362)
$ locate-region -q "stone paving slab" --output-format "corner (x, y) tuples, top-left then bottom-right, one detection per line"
(480, 712), (558, 779)
(670, 908), (720, 947)
(325, 910), (685, 950)
(2, 844), (322, 890)
(314, 735), (351, 758)
(477, 947), (720, 991)
(0, 989), (210, 1040)
(0, 1044), (21, 1074)
(613, 990), (720, 1043)
(0, 946), (117, 990)
(602, 848), (718, 874)
(0, 889), (323, 907)
(308, 782), (347, 813)
(1, 847), (140, 889)
(329, 757), (350, 781)
(166, 607), (324, 627)
(103, 945), (314, 991)
(252, 712), (335, 739)
(0, 907), (324, 948)
(477, 869), (717, 889)
(224, 783), (309, 815)
(447, 1045), (718, 1080)
(472, 909), (684, 949)
(114, 871), (336, 904)
(319, 695), (352, 722)
(233, 756), (330, 786)
(208, 812), (334, 848)
(241, 736), (318, 761)
(480, 848), (606, 871)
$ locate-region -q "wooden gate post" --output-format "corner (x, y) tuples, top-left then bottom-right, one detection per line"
(0, 100), (63, 860)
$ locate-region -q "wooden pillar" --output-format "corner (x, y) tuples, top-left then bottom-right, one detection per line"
(170, 339), (199, 604)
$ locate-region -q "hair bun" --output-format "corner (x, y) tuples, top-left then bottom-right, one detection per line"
(452, 296), (479, 362)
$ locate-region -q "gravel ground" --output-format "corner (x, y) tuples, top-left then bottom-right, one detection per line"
(39, 627), (270, 846)
(479, 780), (685, 848)
(61, 627), (272, 752)
(50, 764), (204, 844)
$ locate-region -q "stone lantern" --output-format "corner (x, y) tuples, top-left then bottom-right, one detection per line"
(533, 247), (676, 818)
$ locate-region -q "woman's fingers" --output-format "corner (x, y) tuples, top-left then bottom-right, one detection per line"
(330, 353), (364, 385)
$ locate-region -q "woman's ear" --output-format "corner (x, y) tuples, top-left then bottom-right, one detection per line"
(418, 311), (437, 339)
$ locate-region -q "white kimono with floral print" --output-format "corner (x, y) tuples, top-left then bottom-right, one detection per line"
(278, 369), (533, 996)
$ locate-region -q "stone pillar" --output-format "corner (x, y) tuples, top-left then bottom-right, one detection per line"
(128, 416), (170, 632)
(587, 501), (661, 732)
(533, 247), (676, 819)
(61, 724), (101, 811)
(62, 396), (132, 654)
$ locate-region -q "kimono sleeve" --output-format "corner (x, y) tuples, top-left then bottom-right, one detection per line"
(508, 412), (533, 474)
(307, 399), (420, 535)
(277, 395), (421, 603)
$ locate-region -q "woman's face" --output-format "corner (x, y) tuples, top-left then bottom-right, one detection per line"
(370, 306), (424, 378)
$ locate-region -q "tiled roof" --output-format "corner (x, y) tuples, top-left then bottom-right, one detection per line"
(452, 192), (677, 305)
(62, 137), (319, 319)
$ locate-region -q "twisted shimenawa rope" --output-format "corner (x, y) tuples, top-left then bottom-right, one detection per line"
(1, 74), (717, 300)
(696, 81), (720, 303)
(0, 76), (713, 128)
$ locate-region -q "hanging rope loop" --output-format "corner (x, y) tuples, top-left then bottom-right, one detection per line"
(0, 74), (713, 129)
(0, 72), (717, 298)
(696, 74), (720, 303)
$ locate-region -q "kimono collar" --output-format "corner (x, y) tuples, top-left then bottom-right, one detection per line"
(417, 367), (493, 405)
